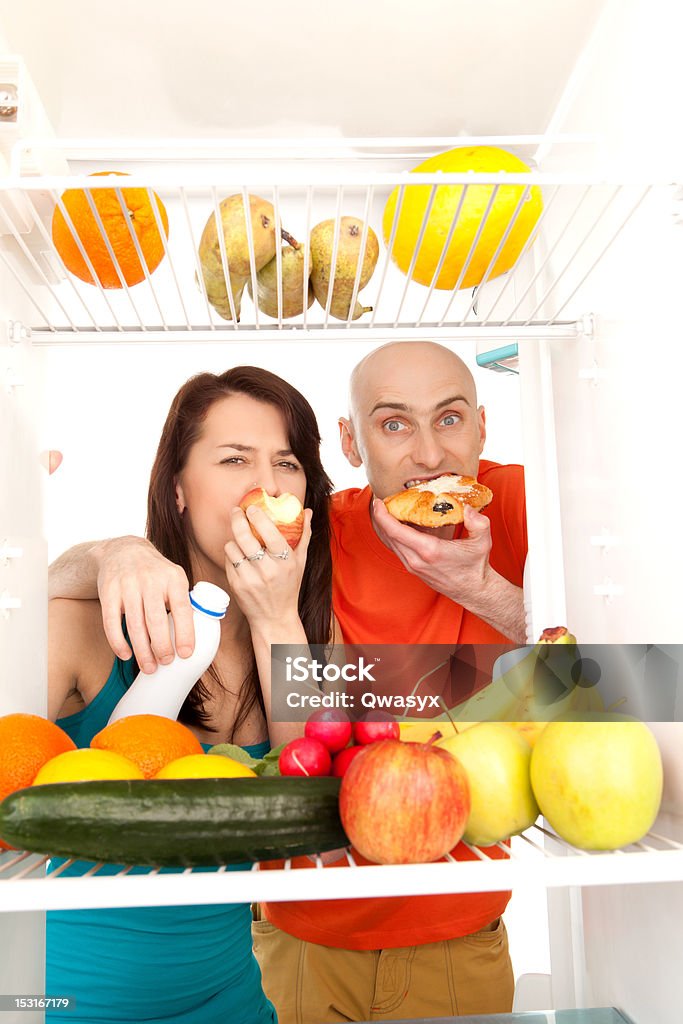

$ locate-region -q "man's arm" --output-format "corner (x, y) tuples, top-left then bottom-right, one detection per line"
(48, 541), (104, 600)
(48, 536), (195, 672)
(371, 499), (526, 643)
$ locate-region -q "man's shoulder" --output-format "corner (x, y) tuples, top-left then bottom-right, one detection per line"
(331, 486), (369, 518)
(478, 458), (525, 479)
(478, 460), (525, 493)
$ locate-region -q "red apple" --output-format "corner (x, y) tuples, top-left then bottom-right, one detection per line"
(339, 739), (471, 864)
(278, 737), (331, 777)
(239, 487), (304, 549)
(331, 745), (364, 778)
(305, 709), (352, 753)
(353, 711), (400, 745)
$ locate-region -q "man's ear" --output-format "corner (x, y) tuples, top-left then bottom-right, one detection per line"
(477, 406), (487, 454)
(339, 417), (363, 468)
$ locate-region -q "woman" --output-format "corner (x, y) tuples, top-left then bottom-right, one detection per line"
(47, 366), (335, 1023)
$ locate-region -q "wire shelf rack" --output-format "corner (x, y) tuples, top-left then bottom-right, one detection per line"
(2, 824), (682, 914)
(0, 138), (675, 343)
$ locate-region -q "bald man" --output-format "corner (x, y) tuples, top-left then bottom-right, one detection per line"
(49, 342), (526, 1021)
(333, 341), (526, 643)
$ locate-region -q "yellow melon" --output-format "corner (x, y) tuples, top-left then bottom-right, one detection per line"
(382, 146), (543, 290)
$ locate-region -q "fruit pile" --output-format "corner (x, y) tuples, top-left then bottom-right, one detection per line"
(334, 715), (664, 864)
(0, 713), (259, 823)
(0, 691), (665, 867)
(50, 145), (543, 319)
(0, 712), (347, 865)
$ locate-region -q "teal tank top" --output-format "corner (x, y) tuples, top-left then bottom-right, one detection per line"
(46, 652), (276, 1024)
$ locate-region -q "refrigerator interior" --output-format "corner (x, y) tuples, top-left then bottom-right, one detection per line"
(1, 1), (682, 1022)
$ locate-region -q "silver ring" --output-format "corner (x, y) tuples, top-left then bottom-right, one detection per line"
(267, 547), (290, 560)
(245, 547), (266, 562)
(232, 557), (245, 570)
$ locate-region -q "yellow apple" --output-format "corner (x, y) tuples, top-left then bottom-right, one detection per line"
(509, 721), (546, 748)
(239, 487), (304, 549)
(398, 720), (481, 744)
(530, 714), (663, 850)
(437, 722), (539, 846)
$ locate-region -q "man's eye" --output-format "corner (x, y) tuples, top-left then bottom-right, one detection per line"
(440, 414), (460, 427)
(384, 420), (405, 433)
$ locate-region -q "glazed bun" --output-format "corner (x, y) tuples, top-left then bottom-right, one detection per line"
(384, 474), (493, 528)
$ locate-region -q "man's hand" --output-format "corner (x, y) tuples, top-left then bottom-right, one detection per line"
(372, 498), (526, 642)
(91, 537), (194, 673)
(372, 498), (492, 598)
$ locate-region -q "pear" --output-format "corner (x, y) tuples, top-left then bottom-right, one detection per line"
(197, 193), (297, 322)
(247, 243), (314, 319)
(310, 217), (379, 321)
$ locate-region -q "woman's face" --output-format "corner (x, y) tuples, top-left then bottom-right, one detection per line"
(175, 394), (307, 575)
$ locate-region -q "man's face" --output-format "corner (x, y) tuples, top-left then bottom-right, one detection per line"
(341, 345), (486, 501)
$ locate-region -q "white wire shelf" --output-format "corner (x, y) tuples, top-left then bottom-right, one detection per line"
(1, 824), (682, 914)
(0, 137), (675, 341)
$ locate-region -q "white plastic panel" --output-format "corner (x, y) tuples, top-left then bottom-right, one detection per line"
(0, 273), (47, 1024)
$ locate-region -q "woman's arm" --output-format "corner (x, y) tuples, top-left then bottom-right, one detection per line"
(224, 505), (321, 748)
(48, 599), (115, 722)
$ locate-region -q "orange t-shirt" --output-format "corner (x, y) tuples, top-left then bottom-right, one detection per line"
(261, 461), (527, 950)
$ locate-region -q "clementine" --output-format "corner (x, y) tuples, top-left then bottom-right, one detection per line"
(0, 713), (76, 849)
(91, 714), (203, 779)
(51, 172), (169, 288)
(382, 146), (543, 290)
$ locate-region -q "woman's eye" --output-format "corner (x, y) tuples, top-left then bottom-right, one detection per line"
(220, 457), (245, 465)
(278, 461), (301, 471)
(384, 420), (406, 433)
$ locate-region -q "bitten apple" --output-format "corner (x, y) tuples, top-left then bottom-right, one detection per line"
(239, 487), (304, 549)
(339, 739), (470, 864)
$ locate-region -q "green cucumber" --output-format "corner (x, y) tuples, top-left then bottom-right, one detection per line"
(0, 776), (347, 867)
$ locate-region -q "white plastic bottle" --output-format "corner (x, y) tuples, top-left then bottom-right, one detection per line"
(107, 581), (230, 724)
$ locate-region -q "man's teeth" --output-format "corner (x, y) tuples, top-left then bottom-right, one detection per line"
(404, 474), (456, 488)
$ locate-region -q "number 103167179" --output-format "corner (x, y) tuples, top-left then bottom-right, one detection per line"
(0, 996), (74, 1011)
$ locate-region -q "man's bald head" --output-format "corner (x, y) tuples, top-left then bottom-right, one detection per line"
(348, 342), (478, 421)
(340, 341), (486, 500)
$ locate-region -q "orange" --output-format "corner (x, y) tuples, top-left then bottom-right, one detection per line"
(154, 754), (257, 779)
(32, 748), (144, 785)
(91, 714), (203, 779)
(382, 146), (543, 290)
(0, 714), (77, 846)
(51, 171), (169, 288)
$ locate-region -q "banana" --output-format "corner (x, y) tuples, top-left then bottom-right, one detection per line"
(446, 628), (604, 726)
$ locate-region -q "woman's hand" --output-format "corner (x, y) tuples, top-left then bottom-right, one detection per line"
(224, 504), (313, 639)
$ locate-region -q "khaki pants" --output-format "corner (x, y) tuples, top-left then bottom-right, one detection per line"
(252, 909), (514, 1023)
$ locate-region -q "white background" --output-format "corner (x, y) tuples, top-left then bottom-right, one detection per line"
(43, 339), (523, 562)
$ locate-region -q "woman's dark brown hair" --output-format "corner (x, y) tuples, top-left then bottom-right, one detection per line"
(146, 366), (333, 737)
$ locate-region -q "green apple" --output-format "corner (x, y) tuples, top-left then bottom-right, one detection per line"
(437, 723), (539, 846)
(530, 713), (663, 850)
